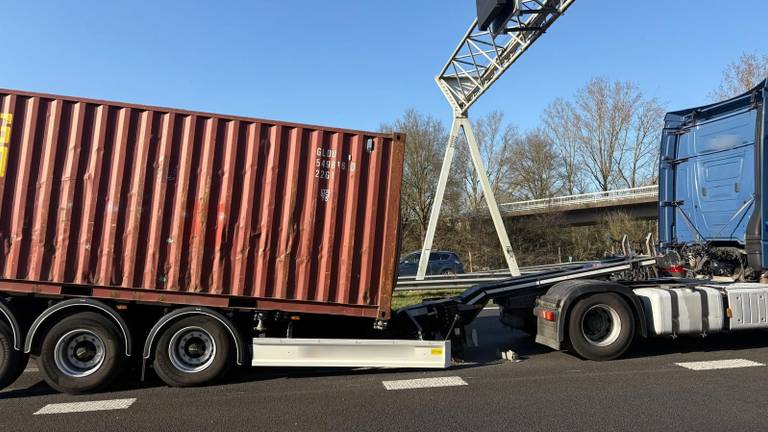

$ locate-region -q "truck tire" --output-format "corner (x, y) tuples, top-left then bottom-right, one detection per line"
(38, 312), (125, 394)
(567, 293), (634, 361)
(0, 320), (27, 390)
(153, 316), (232, 387)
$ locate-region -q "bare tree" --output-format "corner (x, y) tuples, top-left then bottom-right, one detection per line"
(616, 97), (665, 188)
(381, 109), (453, 243)
(544, 78), (664, 192)
(385, 84), (663, 270)
(711, 52), (768, 100)
(508, 128), (561, 199)
(455, 110), (517, 211)
(543, 98), (586, 195)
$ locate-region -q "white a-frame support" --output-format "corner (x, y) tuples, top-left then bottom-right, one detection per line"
(416, 116), (520, 279)
(416, 1), (574, 279)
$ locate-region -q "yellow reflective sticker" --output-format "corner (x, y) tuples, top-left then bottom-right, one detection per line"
(0, 126), (10, 145)
(431, 348), (443, 356)
(0, 147), (7, 178)
(0, 113), (11, 124)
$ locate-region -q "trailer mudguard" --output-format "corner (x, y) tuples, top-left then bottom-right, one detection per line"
(535, 280), (648, 349)
(142, 307), (246, 366)
(23, 298), (132, 356)
(0, 300), (22, 351)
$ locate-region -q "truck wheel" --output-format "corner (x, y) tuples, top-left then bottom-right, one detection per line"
(0, 320), (28, 390)
(38, 312), (125, 394)
(153, 316), (232, 387)
(567, 293), (634, 361)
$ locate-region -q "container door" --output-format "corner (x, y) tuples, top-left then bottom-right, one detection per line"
(672, 108), (757, 244)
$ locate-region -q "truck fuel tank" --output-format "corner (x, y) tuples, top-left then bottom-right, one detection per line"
(634, 287), (724, 336)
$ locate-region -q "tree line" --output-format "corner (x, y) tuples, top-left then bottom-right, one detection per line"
(385, 53), (768, 271)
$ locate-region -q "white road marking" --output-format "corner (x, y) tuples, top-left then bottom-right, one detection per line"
(34, 398), (137, 415)
(675, 359), (765, 371)
(382, 376), (468, 390)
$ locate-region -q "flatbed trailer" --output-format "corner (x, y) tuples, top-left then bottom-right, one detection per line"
(398, 254), (768, 362)
(393, 256), (659, 359)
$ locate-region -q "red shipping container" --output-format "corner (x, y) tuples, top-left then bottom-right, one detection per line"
(0, 89), (405, 320)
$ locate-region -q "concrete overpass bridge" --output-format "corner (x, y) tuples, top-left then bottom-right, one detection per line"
(498, 185), (658, 226)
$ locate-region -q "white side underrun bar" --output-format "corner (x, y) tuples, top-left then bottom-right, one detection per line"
(251, 338), (451, 369)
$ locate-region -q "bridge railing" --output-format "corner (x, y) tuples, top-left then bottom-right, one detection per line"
(499, 185), (658, 213)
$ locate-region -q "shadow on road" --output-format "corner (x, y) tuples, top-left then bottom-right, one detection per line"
(625, 330), (768, 359)
(0, 381), (57, 400)
(470, 311), (768, 363)
(462, 314), (549, 363)
(5, 313), (768, 398)
(0, 365), (168, 400)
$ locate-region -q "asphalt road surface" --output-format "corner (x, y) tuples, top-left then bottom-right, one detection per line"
(3, 308), (768, 431)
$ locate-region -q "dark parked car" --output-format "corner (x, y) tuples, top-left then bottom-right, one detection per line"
(397, 251), (465, 276)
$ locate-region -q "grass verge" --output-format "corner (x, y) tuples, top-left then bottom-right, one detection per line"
(390, 289), (465, 310)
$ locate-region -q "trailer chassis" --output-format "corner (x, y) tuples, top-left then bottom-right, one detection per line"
(392, 256), (658, 352)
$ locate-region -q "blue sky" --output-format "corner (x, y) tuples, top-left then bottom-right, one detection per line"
(2, 1), (766, 132)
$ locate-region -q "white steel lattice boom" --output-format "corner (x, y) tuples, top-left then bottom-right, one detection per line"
(416, 0), (575, 279)
(437, 0), (576, 116)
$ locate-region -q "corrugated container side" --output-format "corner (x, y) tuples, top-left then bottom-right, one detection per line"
(0, 89), (404, 320)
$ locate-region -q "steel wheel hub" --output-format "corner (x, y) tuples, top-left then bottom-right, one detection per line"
(54, 329), (106, 378)
(581, 305), (622, 347)
(169, 326), (216, 373)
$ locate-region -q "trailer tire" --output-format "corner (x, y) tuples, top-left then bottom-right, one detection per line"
(153, 316), (232, 387)
(38, 312), (125, 394)
(567, 293), (634, 361)
(0, 320), (27, 390)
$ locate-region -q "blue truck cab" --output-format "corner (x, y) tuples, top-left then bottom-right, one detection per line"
(659, 79), (768, 277)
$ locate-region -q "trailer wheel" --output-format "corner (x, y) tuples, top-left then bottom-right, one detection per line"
(38, 312), (125, 394)
(153, 316), (232, 387)
(567, 293), (634, 361)
(0, 320), (27, 390)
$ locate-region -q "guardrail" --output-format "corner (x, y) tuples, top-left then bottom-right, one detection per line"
(499, 185), (658, 214)
(394, 261), (596, 291)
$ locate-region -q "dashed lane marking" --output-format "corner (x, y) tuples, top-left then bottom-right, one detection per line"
(382, 376), (468, 390)
(675, 359), (765, 371)
(34, 398), (137, 415)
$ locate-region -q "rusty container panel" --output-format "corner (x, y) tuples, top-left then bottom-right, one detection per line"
(0, 89), (405, 320)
